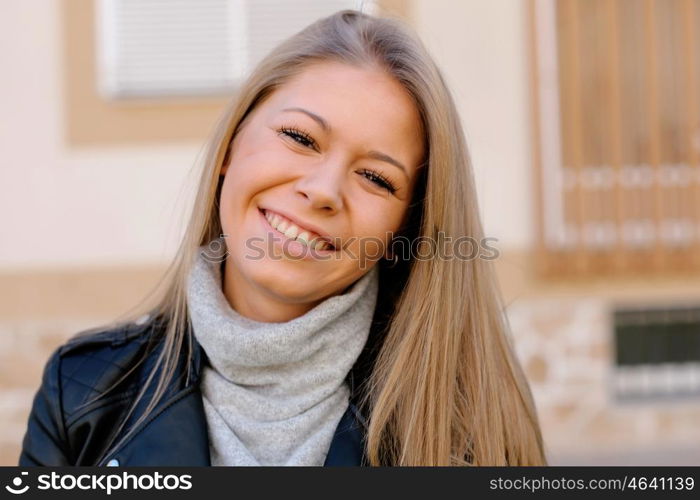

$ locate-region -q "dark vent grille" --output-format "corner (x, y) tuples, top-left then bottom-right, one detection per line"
(613, 305), (700, 400)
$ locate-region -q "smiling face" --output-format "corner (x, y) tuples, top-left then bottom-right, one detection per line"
(218, 60), (425, 322)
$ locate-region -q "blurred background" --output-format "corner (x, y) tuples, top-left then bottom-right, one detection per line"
(1, 0), (699, 465)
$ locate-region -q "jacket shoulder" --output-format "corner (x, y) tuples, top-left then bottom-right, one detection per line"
(59, 313), (154, 354)
(20, 314), (162, 466)
(56, 314), (158, 423)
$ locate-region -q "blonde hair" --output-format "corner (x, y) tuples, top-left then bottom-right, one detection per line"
(80, 9), (546, 466)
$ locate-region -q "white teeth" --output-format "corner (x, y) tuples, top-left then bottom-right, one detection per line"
(263, 210), (333, 251)
(283, 224), (299, 239)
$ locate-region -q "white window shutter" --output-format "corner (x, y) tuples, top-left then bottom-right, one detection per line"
(96, 0), (378, 99)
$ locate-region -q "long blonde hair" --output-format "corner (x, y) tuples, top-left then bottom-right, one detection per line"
(80, 9), (546, 466)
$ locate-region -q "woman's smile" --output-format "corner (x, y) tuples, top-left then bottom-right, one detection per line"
(258, 207), (338, 260)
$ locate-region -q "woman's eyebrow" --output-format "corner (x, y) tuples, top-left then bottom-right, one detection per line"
(281, 106), (409, 179)
(283, 107), (330, 132)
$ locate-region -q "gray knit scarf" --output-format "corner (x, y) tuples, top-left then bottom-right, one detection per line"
(186, 236), (379, 466)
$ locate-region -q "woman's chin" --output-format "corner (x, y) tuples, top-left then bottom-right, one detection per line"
(248, 266), (327, 302)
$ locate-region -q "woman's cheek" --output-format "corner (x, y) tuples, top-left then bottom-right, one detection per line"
(348, 220), (393, 263)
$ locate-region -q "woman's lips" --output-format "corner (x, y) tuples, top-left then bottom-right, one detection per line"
(261, 208), (336, 248)
(259, 208), (336, 249)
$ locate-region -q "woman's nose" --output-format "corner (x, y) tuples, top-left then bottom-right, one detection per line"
(294, 162), (345, 213)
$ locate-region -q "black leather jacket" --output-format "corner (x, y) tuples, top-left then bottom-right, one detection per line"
(19, 314), (378, 466)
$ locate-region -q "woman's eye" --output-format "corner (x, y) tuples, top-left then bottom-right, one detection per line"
(359, 169), (398, 194)
(277, 126), (397, 195)
(278, 127), (316, 149)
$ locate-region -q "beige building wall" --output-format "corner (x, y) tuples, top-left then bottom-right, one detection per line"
(413, 0), (535, 249)
(0, 0), (203, 272)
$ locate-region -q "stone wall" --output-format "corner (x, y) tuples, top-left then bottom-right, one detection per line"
(509, 297), (700, 464)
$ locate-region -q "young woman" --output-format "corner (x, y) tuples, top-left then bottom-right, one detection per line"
(20, 9), (546, 466)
